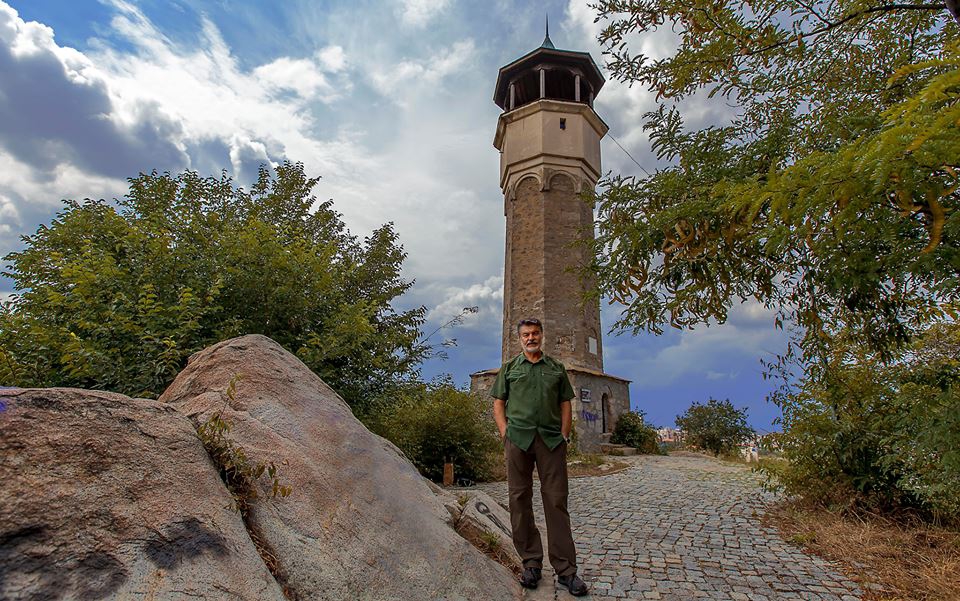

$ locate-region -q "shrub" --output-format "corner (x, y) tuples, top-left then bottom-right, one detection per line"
(676, 398), (753, 457)
(370, 378), (500, 483)
(760, 324), (960, 523)
(610, 410), (661, 454)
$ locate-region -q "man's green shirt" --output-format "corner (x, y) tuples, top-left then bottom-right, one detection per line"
(490, 353), (575, 451)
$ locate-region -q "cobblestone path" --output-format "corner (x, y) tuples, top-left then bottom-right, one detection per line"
(475, 453), (863, 601)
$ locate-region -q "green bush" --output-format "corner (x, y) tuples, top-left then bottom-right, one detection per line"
(610, 410), (661, 454)
(759, 324), (960, 523)
(676, 398), (753, 457)
(370, 379), (500, 483)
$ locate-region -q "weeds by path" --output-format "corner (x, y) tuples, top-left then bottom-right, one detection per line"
(767, 503), (960, 601)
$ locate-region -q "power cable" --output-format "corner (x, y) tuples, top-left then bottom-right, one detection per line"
(607, 131), (652, 177)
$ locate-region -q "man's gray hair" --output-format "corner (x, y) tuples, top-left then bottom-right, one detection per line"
(516, 318), (542, 333)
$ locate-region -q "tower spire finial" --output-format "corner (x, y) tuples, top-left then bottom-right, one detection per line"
(542, 13), (555, 49)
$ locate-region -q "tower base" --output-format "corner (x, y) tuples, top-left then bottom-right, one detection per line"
(470, 364), (631, 453)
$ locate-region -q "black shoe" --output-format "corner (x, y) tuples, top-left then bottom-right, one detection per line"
(518, 566), (542, 589)
(557, 573), (588, 596)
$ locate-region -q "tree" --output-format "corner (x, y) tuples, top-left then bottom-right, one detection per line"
(589, 1), (959, 361)
(0, 162), (427, 414)
(610, 410), (662, 454)
(676, 398), (754, 456)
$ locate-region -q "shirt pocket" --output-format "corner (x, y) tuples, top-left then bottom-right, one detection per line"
(540, 368), (563, 382)
(506, 370), (528, 383)
(540, 369), (564, 398)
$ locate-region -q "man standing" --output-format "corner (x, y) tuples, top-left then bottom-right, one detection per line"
(490, 318), (589, 596)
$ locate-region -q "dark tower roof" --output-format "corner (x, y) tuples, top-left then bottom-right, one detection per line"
(493, 34), (605, 110)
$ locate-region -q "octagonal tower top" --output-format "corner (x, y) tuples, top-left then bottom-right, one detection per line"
(493, 23), (605, 112)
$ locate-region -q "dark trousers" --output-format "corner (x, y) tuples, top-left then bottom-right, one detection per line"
(504, 434), (577, 577)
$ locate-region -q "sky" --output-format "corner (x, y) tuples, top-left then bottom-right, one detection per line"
(0, 0), (790, 430)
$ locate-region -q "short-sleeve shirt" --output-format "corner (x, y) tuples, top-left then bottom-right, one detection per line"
(490, 353), (575, 451)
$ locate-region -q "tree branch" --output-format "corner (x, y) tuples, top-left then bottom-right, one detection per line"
(744, 3), (948, 57)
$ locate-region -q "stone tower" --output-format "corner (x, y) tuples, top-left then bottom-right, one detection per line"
(471, 29), (631, 451)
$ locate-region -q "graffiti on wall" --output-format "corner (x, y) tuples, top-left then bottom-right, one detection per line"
(579, 409), (598, 424)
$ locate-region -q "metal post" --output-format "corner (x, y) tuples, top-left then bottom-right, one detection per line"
(575, 74), (581, 102)
(539, 68), (545, 99)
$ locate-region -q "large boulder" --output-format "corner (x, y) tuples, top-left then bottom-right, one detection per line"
(160, 334), (521, 601)
(455, 491), (522, 574)
(0, 387), (285, 601)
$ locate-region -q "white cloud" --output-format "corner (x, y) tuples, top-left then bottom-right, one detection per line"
(369, 39), (475, 101)
(251, 46), (348, 100)
(706, 370), (740, 381)
(0, 194), (21, 234)
(253, 57), (335, 99)
(316, 45), (347, 72)
(397, 0), (451, 27)
(0, 148), (129, 257)
(425, 275), (504, 329)
(0, 0), (377, 196)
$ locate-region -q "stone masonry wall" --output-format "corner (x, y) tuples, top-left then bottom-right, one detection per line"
(501, 172), (603, 372)
(567, 371), (630, 452)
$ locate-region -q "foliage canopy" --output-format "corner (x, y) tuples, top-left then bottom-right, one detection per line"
(590, 1), (959, 360)
(676, 398), (754, 456)
(610, 410), (662, 454)
(0, 162), (427, 412)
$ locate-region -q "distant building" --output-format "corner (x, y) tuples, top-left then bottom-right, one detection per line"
(656, 428), (683, 444)
(470, 30), (630, 452)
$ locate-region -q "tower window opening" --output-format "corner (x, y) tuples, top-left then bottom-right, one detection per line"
(560, 118), (566, 130)
(544, 68), (577, 102)
(511, 71), (541, 109)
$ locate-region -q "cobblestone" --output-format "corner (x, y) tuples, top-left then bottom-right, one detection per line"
(474, 454), (862, 600)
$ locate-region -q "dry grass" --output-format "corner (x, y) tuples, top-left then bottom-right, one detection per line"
(457, 524), (522, 576)
(766, 504), (960, 601)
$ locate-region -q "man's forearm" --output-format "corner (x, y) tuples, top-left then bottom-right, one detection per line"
(560, 400), (572, 439)
(493, 398), (507, 438)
